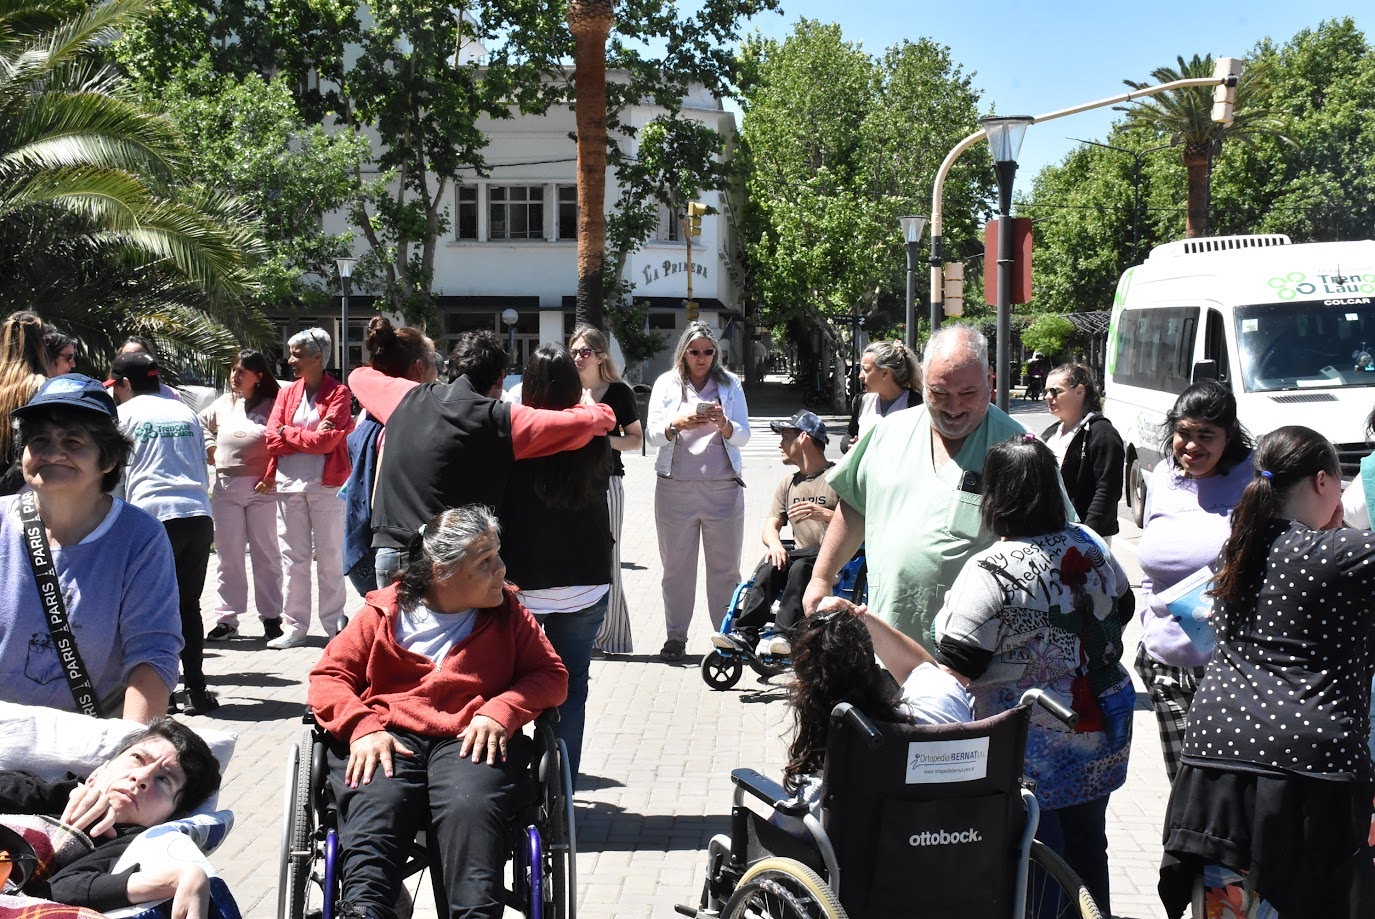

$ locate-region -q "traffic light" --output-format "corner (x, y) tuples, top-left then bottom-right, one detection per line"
(687, 202), (707, 237)
(943, 261), (965, 317)
(1211, 57), (1243, 127)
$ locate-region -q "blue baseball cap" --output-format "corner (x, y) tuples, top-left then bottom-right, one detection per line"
(12, 373), (118, 421)
(770, 410), (828, 445)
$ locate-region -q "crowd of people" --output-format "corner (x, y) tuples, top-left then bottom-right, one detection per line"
(5, 304), (1375, 918)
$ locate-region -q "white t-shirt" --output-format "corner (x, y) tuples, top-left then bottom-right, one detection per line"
(394, 603), (478, 665)
(276, 393), (327, 489)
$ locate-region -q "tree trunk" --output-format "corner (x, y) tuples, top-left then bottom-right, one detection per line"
(1183, 147), (1210, 238)
(569, 2), (614, 331)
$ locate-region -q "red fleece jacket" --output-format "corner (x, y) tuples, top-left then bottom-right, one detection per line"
(264, 374), (354, 488)
(308, 584), (569, 743)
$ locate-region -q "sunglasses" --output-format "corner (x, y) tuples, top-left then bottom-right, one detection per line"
(1044, 387), (1066, 398)
(688, 348), (716, 357)
(571, 348), (600, 359)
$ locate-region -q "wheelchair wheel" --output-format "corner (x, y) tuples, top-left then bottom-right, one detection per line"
(748, 655), (789, 680)
(278, 728), (316, 919)
(1025, 841), (1103, 919)
(538, 731), (578, 919)
(701, 650), (744, 690)
(723, 857), (846, 918)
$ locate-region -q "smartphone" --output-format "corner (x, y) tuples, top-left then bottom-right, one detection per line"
(695, 401), (716, 415)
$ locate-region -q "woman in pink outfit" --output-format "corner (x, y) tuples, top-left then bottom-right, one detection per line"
(265, 328), (353, 648)
(201, 349), (284, 642)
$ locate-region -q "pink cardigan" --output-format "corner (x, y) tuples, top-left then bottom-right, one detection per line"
(264, 374), (354, 488)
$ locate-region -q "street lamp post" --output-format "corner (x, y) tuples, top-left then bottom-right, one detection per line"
(501, 308), (519, 368)
(335, 257), (357, 377)
(899, 215), (927, 350)
(979, 116), (1033, 413)
(1070, 138), (1174, 263)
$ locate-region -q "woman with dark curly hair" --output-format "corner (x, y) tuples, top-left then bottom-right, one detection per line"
(309, 504), (568, 919)
(782, 600), (973, 810)
(499, 343), (611, 786)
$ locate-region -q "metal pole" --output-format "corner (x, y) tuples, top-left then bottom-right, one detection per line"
(994, 160), (1017, 412)
(904, 241), (918, 349)
(340, 275), (351, 378)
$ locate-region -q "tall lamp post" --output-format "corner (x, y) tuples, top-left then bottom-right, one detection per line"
(501, 308), (519, 368)
(899, 215), (927, 350)
(1070, 138), (1174, 263)
(335, 257), (357, 377)
(979, 116), (1034, 413)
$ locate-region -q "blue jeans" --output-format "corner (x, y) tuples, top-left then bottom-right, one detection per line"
(374, 546), (406, 590)
(537, 595), (608, 789)
(1034, 794), (1111, 918)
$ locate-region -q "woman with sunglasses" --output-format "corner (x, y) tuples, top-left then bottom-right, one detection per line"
(569, 325), (642, 655)
(1040, 363), (1124, 543)
(646, 321), (751, 662)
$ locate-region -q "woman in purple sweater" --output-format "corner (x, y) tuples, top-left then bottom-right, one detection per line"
(1135, 380), (1253, 781)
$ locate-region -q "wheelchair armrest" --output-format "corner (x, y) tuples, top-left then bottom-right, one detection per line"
(730, 768), (809, 817)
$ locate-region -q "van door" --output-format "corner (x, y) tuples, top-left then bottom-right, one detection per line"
(1200, 308), (1231, 387)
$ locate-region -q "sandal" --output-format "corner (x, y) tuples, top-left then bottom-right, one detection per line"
(659, 639), (686, 662)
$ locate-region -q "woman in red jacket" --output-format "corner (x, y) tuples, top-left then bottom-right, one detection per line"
(265, 327), (353, 647)
(308, 505), (568, 919)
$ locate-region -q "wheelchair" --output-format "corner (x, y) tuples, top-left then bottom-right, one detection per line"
(277, 710), (577, 919)
(678, 689), (1103, 919)
(700, 550), (867, 691)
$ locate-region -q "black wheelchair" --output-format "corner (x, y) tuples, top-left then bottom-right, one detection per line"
(700, 550), (867, 691)
(678, 690), (1103, 919)
(277, 710), (577, 919)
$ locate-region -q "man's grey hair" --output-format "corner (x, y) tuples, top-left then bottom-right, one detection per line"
(423, 505), (501, 579)
(288, 327), (332, 366)
(921, 324), (989, 377)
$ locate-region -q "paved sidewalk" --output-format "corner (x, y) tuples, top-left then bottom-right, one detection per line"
(192, 385), (1172, 919)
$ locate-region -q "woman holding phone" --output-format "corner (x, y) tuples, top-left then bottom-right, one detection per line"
(647, 322), (751, 661)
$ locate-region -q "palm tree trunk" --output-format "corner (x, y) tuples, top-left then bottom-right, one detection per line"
(1184, 148), (1210, 238)
(569, 1), (614, 331)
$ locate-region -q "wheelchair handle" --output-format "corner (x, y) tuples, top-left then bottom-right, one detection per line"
(830, 702), (883, 749)
(1019, 688), (1078, 729)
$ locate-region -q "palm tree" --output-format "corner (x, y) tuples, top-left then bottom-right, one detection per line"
(567, 0), (614, 331)
(0, 0), (267, 374)
(1117, 54), (1287, 238)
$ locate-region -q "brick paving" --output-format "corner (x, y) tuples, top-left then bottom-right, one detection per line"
(190, 382), (1171, 919)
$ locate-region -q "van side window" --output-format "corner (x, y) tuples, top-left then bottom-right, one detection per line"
(1204, 309), (1230, 384)
(1112, 307), (1199, 391)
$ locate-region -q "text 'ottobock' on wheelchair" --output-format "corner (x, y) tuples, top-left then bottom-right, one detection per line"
(677, 690), (1102, 919)
(277, 710), (577, 919)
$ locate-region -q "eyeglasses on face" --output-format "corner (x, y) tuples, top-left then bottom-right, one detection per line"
(57, 350), (76, 364)
(1044, 387), (1064, 398)
(571, 348), (600, 359)
(687, 348), (716, 358)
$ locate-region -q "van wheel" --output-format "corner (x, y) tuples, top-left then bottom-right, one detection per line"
(1128, 458), (1147, 529)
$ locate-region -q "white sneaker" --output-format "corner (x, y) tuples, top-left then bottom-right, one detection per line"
(710, 633), (737, 651)
(266, 631), (308, 650)
(766, 636), (792, 656)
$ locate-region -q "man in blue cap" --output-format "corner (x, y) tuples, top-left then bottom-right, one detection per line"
(717, 410), (836, 656)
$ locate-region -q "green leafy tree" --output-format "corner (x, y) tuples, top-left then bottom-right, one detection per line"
(0, 0), (267, 373)
(1020, 314), (1074, 359)
(1116, 53), (1288, 238)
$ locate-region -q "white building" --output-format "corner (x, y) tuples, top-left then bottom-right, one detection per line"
(273, 68), (745, 383)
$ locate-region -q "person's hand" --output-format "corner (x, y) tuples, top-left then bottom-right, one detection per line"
(786, 502), (833, 526)
(319, 419), (335, 432)
(345, 731), (414, 787)
(580, 387), (596, 406)
(802, 576), (833, 618)
(253, 477), (275, 494)
(61, 780), (118, 839)
(671, 409), (710, 432)
(815, 595), (865, 620)
(765, 544), (789, 569)
(458, 715), (508, 765)
(129, 864), (209, 919)
(204, 445), (216, 466)
(698, 403), (730, 434)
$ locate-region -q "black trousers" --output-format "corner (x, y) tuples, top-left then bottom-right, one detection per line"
(328, 729), (528, 919)
(163, 515), (213, 693)
(732, 548), (818, 634)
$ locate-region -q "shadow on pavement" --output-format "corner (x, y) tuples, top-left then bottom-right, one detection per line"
(575, 802), (729, 853)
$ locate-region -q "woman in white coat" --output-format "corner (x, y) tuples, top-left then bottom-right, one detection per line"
(646, 321), (751, 661)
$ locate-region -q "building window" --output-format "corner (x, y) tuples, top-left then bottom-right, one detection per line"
(557, 185), (578, 240)
(647, 311), (677, 330)
(456, 186), (478, 240)
(489, 186), (544, 240)
(656, 205), (681, 242)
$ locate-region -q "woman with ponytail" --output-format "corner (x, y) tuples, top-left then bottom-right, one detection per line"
(308, 505), (568, 919)
(1158, 425), (1375, 918)
(843, 340), (921, 452)
(933, 434), (1135, 917)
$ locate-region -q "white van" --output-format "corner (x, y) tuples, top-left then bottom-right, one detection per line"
(1103, 234), (1375, 525)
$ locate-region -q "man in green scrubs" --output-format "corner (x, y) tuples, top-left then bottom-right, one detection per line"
(803, 324), (1029, 648)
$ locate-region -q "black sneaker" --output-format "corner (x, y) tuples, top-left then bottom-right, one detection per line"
(263, 618), (285, 640)
(180, 688), (220, 716)
(206, 623), (238, 641)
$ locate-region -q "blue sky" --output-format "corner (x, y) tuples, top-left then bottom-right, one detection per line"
(733, 1), (1366, 178)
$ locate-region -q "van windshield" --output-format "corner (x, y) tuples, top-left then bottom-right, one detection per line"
(1236, 299), (1375, 392)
